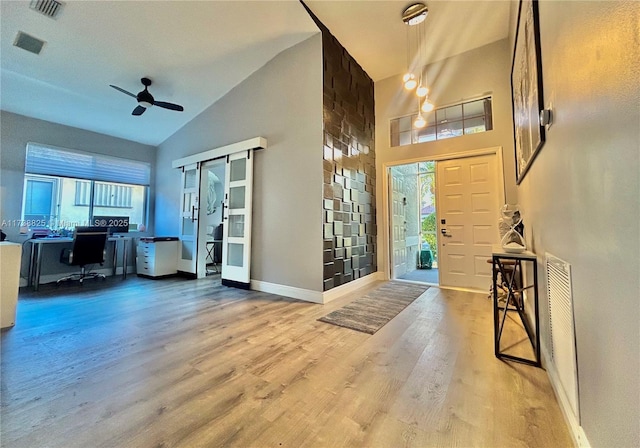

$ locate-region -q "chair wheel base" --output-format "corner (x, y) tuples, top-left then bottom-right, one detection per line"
(57, 272), (106, 285)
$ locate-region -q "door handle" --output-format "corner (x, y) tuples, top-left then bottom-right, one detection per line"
(441, 229), (452, 238)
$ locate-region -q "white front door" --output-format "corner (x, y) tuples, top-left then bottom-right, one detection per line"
(178, 163), (201, 274)
(221, 150), (253, 287)
(437, 154), (501, 290)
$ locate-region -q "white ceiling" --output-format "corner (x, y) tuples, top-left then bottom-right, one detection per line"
(0, 1), (512, 147)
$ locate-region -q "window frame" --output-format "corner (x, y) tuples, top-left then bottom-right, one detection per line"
(21, 175), (149, 231)
(22, 143), (150, 231)
(21, 174), (59, 226)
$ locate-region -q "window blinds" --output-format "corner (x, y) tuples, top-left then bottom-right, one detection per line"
(25, 143), (151, 186)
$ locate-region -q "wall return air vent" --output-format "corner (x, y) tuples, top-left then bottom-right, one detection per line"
(546, 253), (580, 422)
(30, 0), (63, 19)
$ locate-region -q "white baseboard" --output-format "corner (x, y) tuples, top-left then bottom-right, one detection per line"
(250, 272), (384, 305)
(250, 280), (324, 303)
(321, 271), (384, 303)
(541, 345), (591, 448)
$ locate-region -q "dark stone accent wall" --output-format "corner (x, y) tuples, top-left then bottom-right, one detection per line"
(303, 3), (377, 292)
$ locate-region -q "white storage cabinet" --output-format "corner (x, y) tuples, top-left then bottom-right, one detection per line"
(136, 238), (178, 277)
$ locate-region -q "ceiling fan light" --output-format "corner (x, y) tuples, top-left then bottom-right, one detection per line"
(138, 101), (153, 108)
(421, 99), (434, 113)
(414, 113), (426, 128)
(416, 85), (429, 98)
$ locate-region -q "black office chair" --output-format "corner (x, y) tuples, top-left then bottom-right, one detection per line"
(57, 226), (108, 284)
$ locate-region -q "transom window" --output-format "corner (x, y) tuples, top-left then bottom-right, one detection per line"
(390, 97), (493, 147)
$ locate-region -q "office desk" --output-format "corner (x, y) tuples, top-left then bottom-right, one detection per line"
(27, 236), (133, 291)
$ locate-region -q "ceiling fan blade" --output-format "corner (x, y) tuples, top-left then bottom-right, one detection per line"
(154, 101), (184, 112)
(110, 85), (137, 98)
(132, 105), (146, 116)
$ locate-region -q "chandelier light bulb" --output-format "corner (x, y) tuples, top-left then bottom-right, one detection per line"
(421, 99), (434, 113)
(414, 113), (426, 128)
(405, 79), (418, 90)
(416, 84), (429, 98)
(403, 73), (417, 90)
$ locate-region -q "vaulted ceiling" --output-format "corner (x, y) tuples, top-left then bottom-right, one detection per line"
(0, 1), (512, 146)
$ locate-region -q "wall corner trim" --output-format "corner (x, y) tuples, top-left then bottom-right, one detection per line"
(250, 279), (324, 304)
(251, 272), (385, 305)
(321, 271), (385, 304)
(171, 137), (267, 169)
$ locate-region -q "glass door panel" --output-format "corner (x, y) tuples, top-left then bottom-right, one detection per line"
(184, 169), (197, 189)
(227, 243), (244, 267)
(182, 241), (195, 260)
(230, 158), (247, 181)
(228, 215), (245, 238)
(228, 186), (246, 209)
(181, 217), (195, 236)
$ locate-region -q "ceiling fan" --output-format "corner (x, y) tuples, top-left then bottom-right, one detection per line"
(109, 77), (184, 116)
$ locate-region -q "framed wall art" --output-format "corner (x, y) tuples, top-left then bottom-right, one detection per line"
(511, 0), (545, 184)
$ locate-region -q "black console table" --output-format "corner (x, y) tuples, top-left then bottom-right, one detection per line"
(492, 245), (541, 367)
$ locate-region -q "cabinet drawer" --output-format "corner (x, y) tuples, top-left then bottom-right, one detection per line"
(136, 240), (177, 277)
(138, 244), (155, 255)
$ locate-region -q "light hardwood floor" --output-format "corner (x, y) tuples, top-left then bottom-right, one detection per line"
(1, 276), (573, 447)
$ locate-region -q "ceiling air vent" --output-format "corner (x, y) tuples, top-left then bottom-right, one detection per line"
(29, 0), (63, 19)
(14, 32), (46, 55)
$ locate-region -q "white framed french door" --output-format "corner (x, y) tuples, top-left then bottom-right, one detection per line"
(178, 163), (201, 274)
(221, 150), (254, 287)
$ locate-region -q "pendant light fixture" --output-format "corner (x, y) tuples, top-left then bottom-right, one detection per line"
(403, 73), (417, 91)
(421, 98), (434, 113)
(416, 84), (429, 98)
(414, 99), (427, 128)
(402, 4), (427, 91)
(402, 3), (435, 126)
(402, 3), (428, 26)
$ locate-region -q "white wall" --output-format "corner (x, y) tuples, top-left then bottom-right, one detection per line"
(375, 39), (516, 276)
(515, 1), (639, 446)
(155, 34), (324, 292)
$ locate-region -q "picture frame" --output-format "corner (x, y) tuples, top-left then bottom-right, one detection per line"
(511, 0), (545, 184)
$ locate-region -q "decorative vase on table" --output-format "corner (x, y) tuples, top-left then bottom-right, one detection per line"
(499, 204), (526, 253)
